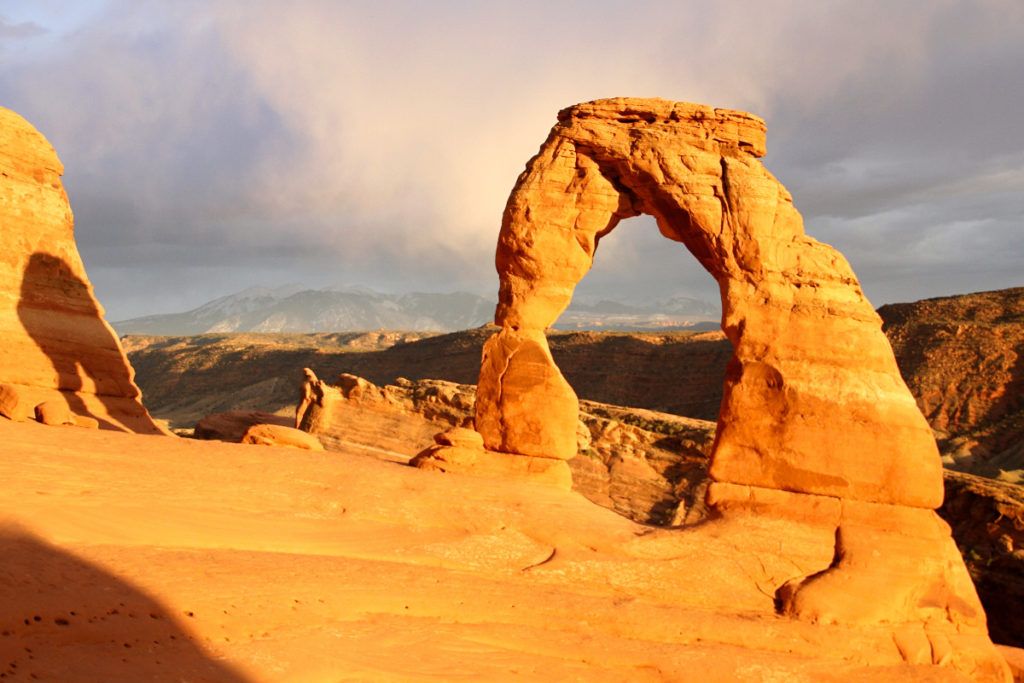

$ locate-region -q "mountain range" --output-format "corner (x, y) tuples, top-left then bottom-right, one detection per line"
(111, 285), (719, 335)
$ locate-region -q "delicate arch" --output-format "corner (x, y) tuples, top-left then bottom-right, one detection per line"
(410, 100), (1003, 668)
(477, 98), (942, 508)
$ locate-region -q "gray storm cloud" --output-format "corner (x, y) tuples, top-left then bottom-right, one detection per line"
(0, 0), (1021, 318)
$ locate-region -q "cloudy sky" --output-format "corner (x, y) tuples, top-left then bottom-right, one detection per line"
(1, 0), (1021, 320)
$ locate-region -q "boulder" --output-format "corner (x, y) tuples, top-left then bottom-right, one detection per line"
(72, 415), (100, 429)
(34, 400), (72, 426)
(195, 410), (292, 442)
(240, 424), (324, 451)
(0, 383), (20, 420)
(434, 427), (484, 449)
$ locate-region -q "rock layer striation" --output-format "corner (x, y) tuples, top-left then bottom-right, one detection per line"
(0, 107), (160, 433)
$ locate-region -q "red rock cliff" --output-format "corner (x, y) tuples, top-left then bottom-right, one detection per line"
(0, 107), (162, 433)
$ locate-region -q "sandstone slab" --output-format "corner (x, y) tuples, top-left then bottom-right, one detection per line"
(411, 443), (572, 490)
(241, 423), (324, 451)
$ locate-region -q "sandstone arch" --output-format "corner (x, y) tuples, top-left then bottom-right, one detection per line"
(414, 99), (1004, 669)
(481, 97), (944, 508)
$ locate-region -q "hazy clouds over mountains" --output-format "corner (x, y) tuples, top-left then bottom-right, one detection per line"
(112, 286), (719, 335)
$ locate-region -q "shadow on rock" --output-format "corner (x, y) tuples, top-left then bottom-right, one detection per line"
(17, 252), (123, 429)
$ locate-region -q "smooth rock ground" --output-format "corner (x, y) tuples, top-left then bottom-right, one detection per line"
(0, 418), (1015, 682)
(285, 373), (1021, 648)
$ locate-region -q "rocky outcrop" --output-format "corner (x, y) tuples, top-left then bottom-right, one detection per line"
(940, 471), (1024, 647)
(0, 107), (160, 433)
(880, 287), (1024, 481)
(123, 331), (433, 430)
(295, 371), (464, 459)
(292, 372), (713, 524)
(432, 97), (1003, 677)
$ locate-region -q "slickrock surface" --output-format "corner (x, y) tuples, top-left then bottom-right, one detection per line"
(278, 371), (1024, 646)
(881, 287), (1024, 482)
(0, 107), (160, 433)
(0, 418), (1015, 682)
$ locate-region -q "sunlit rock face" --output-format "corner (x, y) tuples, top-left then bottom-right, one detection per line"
(484, 97), (942, 507)
(420, 98), (1009, 675)
(0, 107), (161, 433)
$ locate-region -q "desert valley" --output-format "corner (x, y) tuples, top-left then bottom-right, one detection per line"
(2, 90), (1023, 683)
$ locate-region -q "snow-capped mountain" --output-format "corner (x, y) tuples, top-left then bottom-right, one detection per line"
(112, 285), (718, 335)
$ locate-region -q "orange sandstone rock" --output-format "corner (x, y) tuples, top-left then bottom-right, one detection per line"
(482, 97), (940, 508)
(0, 383), (19, 420)
(196, 410), (293, 443)
(433, 427), (484, 449)
(465, 97), (1004, 676)
(0, 107), (162, 434)
(241, 423), (324, 451)
(475, 328), (577, 460)
(72, 415), (100, 430)
(34, 400), (73, 426)
(410, 442), (572, 490)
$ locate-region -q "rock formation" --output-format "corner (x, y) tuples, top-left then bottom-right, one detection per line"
(240, 423), (324, 451)
(0, 107), (161, 433)
(289, 372), (711, 520)
(195, 410), (293, 442)
(881, 286), (1024, 482)
(942, 471), (1024, 648)
(413, 97), (1006, 678)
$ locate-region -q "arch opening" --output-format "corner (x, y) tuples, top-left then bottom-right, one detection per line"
(554, 213), (721, 334)
(545, 213), (730, 525)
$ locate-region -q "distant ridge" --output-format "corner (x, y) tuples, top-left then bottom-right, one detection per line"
(112, 286), (719, 335)
(112, 287), (496, 335)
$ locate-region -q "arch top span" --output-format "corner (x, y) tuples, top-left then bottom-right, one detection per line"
(495, 98), (791, 332)
(555, 98), (768, 157)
